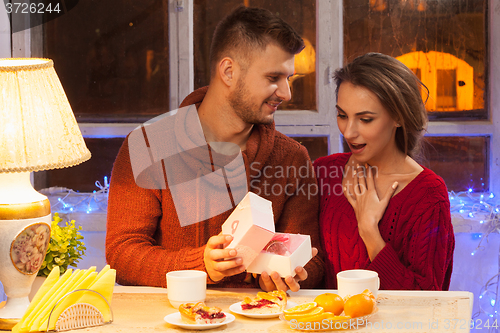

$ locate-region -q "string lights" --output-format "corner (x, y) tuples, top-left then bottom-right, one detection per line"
(39, 177), (109, 214)
(450, 189), (500, 326)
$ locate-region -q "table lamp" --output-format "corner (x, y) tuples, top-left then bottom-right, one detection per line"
(0, 58), (91, 329)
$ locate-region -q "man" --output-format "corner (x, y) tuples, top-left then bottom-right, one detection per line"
(106, 6), (324, 291)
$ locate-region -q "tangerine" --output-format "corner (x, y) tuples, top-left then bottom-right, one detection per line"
(313, 293), (344, 315)
(283, 302), (317, 315)
(343, 292), (375, 318)
(284, 305), (324, 321)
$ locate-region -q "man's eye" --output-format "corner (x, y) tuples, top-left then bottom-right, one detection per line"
(268, 76), (278, 82)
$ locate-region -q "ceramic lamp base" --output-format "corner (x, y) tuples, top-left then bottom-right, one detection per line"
(0, 317), (19, 330)
(0, 172), (52, 321)
(0, 296), (30, 318)
(0, 209), (51, 321)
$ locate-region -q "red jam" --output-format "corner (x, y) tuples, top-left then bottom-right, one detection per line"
(196, 309), (226, 319)
(241, 299), (275, 310)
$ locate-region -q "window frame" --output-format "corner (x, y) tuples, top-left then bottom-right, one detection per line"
(4, 0), (498, 193)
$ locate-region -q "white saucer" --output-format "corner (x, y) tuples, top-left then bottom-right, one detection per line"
(164, 312), (235, 330)
(229, 301), (298, 319)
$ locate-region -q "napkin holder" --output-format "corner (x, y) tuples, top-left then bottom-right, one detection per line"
(46, 289), (113, 332)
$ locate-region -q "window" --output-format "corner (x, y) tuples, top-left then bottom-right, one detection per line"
(344, 0), (486, 120)
(343, 0), (495, 192)
(4, 0), (498, 193)
(44, 0), (169, 122)
(193, 0), (317, 111)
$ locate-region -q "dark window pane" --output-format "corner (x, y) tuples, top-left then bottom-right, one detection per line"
(424, 136), (488, 192)
(44, 1), (169, 122)
(344, 0), (486, 121)
(193, 1), (316, 111)
(291, 136), (328, 162)
(35, 138), (125, 192)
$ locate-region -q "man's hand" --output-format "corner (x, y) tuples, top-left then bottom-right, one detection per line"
(204, 234), (245, 282)
(258, 247), (318, 292)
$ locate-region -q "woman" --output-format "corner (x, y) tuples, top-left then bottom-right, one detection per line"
(314, 53), (454, 290)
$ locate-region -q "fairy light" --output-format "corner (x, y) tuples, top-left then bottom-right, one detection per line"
(453, 190), (500, 324)
(39, 177), (109, 214)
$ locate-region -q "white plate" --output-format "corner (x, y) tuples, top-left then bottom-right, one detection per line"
(164, 312), (235, 330)
(229, 301), (298, 319)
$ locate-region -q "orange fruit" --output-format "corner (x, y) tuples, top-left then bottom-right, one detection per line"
(314, 293), (344, 315)
(294, 310), (331, 323)
(284, 306), (324, 321)
(343, 291), (375, 318)
(283, 302), (317, 315)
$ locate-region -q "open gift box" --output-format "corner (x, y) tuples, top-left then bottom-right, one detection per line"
(221, 192), (312, 278)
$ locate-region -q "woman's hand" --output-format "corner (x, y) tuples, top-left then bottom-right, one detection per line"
(344, 164), (398, 260)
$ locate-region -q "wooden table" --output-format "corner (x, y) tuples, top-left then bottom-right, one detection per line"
(64, 286), (473, 333)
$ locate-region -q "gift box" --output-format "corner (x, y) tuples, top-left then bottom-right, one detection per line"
(221, 192), (275, 269)
(246, 233), (312, 278)
(221, 192), (312, 278)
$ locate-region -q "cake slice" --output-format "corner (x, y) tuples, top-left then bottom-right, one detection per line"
(179, 302), (226, 324)
(241, 290), (287, 314)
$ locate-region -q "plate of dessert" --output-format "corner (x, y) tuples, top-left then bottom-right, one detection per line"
(279, 290), (378, 331)
(229, 290), (297, 319)
(164, 302), (235, 330)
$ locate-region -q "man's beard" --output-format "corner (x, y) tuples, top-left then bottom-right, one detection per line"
(228, 78), (274, 125)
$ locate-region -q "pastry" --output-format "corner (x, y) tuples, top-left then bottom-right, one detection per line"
(241, 290), (287, 314)
(179, 302), (226, 324)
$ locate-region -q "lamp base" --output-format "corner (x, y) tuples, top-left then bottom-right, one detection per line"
(0, 172), (52, 322)
(0, 296), (29, 319)
(0, 318), (19, 331)
(0, 214), (51, 321)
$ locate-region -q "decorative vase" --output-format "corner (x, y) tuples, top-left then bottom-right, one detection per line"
(0, 173), (52, 329)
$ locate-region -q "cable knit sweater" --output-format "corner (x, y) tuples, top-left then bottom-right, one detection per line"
(314, 153), (454, 290)
(106, 86), (324, 288)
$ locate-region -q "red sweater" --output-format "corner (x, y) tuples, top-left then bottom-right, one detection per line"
(314, 153), (454, 290)
(106, 87), (325, 288)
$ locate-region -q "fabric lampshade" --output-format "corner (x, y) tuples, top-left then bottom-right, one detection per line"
(0, 58), (91, 173)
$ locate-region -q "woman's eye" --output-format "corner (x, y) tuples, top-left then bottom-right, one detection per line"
(361, 118), (373, 123)
(337, 113), (347, 119)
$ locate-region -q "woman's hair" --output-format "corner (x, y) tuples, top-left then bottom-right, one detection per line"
(334, 52), (429, 159)
(209, 6), (304, 78)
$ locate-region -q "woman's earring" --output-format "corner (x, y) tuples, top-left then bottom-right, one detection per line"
(396, 123), (401, 127)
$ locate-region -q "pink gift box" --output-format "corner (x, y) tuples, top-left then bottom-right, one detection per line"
(247, 233), (312, 278)
(221, 192), (275, 269)
(221, 192), (312, 277)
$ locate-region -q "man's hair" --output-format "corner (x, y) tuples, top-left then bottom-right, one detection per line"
(209, 6), (304, 78)
(334, 52), (429, 160)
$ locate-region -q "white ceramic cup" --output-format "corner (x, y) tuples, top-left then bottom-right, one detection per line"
(166, 270), (207, 309)
(337, 269), (380, 299)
